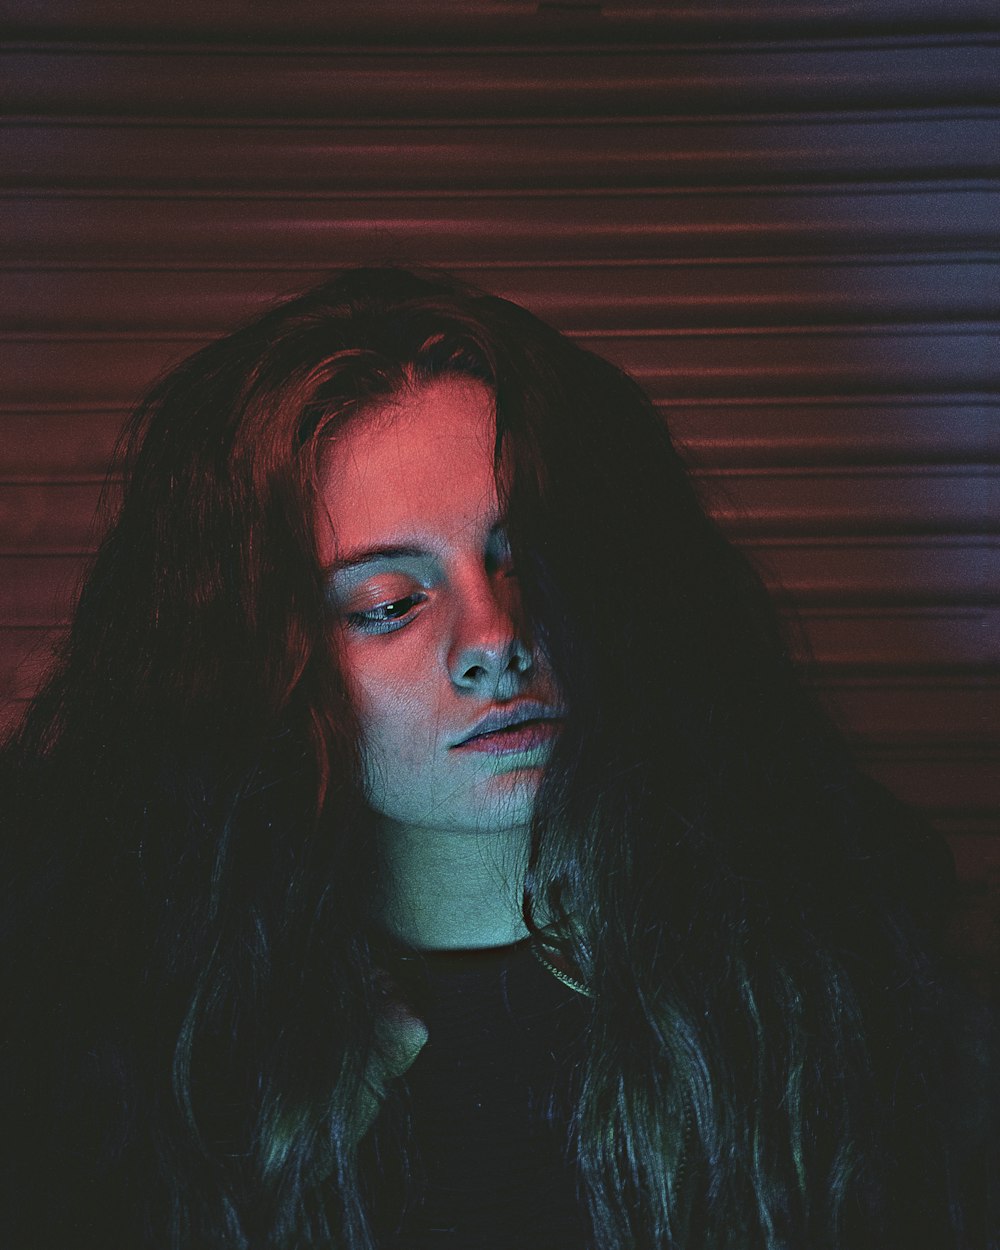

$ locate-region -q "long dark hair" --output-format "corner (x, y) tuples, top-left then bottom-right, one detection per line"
(2, 267), (993, 1248)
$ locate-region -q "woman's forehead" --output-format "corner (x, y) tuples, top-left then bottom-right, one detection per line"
(314, 375), (502, 561)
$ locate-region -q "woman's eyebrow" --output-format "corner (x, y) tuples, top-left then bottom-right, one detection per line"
(325, 545), (428, 575)
(326, 522), (507, 575)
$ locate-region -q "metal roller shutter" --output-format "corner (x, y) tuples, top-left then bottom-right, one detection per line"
(2, 3), (997, 900)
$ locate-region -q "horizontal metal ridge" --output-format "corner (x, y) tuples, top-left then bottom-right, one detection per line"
(5, 190), (996, 269)
(2, 0), (998, 44)
(3, 43), (998, 120)
(3, 0), (995, 35)
(6, 258), (998, 334)
(1, 249), (996, 268)
(3, 115), (997, 195)
(6, 321), (998, 340)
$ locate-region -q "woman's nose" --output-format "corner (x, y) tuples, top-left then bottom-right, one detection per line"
(447, 575), (533, 695)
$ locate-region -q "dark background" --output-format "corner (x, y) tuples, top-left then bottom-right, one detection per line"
(1, 2), (997, 952)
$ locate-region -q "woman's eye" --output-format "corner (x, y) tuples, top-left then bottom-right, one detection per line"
(345, 593), (427, 634)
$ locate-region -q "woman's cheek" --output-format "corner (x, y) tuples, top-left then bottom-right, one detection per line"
(355, 664), (436, 760)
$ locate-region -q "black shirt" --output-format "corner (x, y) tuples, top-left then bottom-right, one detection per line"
(371, 939), (591, 1249)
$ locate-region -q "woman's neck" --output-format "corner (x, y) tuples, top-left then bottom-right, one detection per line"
(373, 819), (531, 950)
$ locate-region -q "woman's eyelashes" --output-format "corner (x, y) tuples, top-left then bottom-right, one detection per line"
(345, 592), (428, 634)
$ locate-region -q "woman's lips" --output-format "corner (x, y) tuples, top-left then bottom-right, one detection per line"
(454, 718), (562, 755)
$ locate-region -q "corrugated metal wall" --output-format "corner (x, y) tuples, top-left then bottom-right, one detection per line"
(2, 4), (997, 899)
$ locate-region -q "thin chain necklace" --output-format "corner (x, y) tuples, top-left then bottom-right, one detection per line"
(530, 941), (594, 997)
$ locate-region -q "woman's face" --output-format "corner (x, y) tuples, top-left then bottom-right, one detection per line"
(314, 375), (564, 838)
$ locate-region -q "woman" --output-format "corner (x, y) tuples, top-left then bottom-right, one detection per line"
(2, 266), (994, 1248)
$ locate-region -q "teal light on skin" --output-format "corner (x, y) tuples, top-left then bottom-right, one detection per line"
(314, 376), (564, 950)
